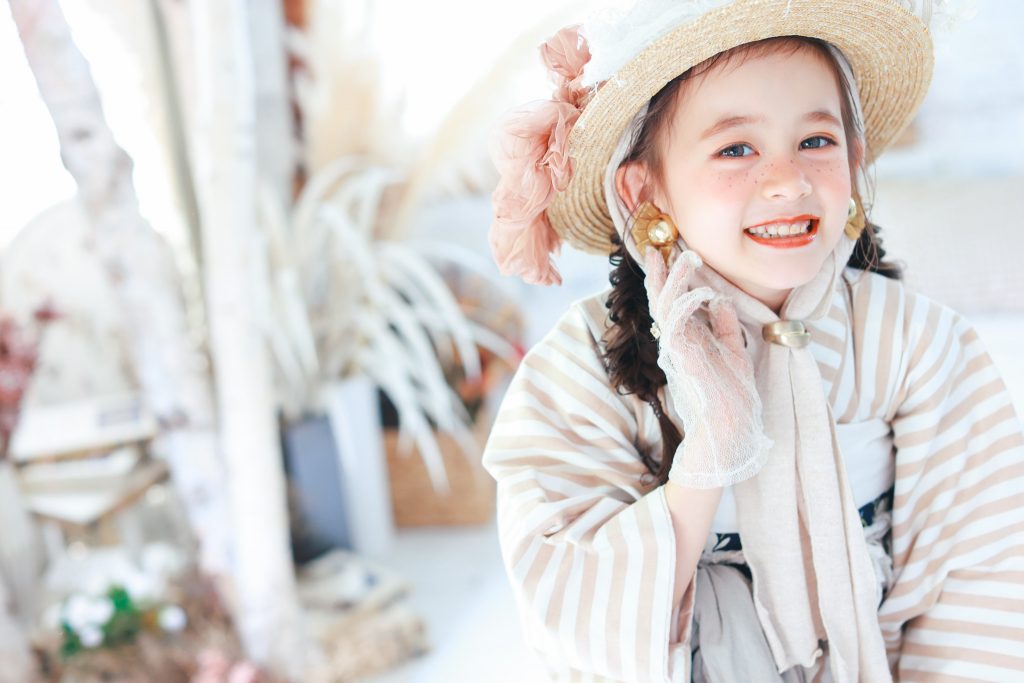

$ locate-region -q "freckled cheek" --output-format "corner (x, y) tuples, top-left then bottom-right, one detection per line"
(672, 171), (753, 241)
(690, 170), (754, 202)
(807, 160), (852, 196)
(806, 161), (853, 239)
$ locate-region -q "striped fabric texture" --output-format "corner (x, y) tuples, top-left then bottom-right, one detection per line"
(481, 268), (1024, 682)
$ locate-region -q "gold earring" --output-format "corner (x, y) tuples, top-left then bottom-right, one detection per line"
(631, 201), (678, 265)
(844, 197), (865, 240)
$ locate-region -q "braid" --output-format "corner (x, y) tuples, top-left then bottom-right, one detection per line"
(848, 220), (903, 280)
(602, 233), (682, 487)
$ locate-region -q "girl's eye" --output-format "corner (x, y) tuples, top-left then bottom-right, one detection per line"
(718, 143), (755, 158)
(800, 135), (836, 150)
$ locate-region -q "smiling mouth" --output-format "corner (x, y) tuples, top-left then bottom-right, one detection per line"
(744, 216), (819, 247)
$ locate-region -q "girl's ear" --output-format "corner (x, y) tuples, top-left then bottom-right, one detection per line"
(615, 162), (652, 216)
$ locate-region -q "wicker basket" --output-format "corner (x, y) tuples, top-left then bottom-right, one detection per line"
(384, 412), (496, 527)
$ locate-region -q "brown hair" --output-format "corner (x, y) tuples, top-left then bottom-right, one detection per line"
(603, 37), (903, 487)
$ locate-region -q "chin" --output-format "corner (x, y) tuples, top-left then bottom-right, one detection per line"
(754, 267), (822, 291)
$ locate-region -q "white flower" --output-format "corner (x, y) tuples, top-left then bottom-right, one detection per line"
(158, 605), (187, 633)
(123, 573), (159, 603)
(63, 595), (114, 632)
(89, 597), (114, 625)
(78, 625), (104, 648)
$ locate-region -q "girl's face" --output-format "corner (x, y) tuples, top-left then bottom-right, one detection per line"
(620, 47), (854, 312)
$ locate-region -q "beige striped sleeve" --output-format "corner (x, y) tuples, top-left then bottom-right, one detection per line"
(481, 298), (694, 683)
(877, 291), (1024, 680)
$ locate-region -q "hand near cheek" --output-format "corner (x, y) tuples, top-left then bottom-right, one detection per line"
(643, 248), (773, 488)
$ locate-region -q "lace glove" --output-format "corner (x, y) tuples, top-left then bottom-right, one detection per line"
(643, 248), (773, 488)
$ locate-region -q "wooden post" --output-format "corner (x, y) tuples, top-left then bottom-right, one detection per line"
(189, 0), (306, 676)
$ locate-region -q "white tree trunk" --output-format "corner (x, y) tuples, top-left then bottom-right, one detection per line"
(0, 572), (33, 683)
(7, 0), (233, 581)
(189, 0), (306, 677)
(248, 0), (295, 208)
(0, 465), (35, 682)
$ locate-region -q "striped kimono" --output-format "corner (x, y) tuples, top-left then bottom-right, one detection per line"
(481, 267), (1024, 682)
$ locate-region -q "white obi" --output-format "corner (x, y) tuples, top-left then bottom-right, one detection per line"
(710, 417), (894, 534)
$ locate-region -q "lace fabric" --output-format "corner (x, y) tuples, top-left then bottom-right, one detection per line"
(642, 249), (774, 489)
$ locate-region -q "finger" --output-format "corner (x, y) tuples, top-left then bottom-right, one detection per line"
(708, 297), (746, 358)
(642, 248), (668, 318)
(658, 251), (701, 315)
(665, 285), (714, 328)
(663, 249), (701, 294)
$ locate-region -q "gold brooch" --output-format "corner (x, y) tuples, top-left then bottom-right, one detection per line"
(630, 201), (678, 265)
(762, 320), (811, 348)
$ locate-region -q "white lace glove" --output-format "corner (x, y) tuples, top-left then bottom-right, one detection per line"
(643, 248), (773, 488)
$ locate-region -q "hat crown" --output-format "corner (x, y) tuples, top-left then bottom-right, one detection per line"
(581, 0), (972, 90)
(581, 0), (732, 87)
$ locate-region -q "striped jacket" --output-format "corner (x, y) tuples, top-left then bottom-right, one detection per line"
(481, 268), (1024, 682)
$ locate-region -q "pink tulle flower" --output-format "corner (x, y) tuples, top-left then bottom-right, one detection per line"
(540, 25), (592, 108)
(488, 25), (592, 287)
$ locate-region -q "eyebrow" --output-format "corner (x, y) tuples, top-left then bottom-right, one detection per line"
(698, 110), (843, 141)
(803, 110), (843, 128)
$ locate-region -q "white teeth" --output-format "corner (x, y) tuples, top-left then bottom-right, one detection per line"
(746, 220), (812, 238)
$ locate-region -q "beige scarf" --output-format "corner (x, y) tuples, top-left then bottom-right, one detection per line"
(604, 141), (891, 682)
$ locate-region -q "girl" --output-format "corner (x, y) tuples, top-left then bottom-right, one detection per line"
(481, 1), (1024, 682)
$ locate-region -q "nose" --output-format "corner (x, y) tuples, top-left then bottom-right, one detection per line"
(760, 157), (812, 201)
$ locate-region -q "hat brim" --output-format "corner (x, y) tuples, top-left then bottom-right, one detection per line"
(547, 0), (934, 255)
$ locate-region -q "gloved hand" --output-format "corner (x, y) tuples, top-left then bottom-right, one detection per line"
(643, 248), (773, 488)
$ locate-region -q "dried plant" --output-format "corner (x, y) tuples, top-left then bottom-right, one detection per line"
(261, 0), (546, 493)
(255, 158), (519, 494)
(289, 0), (406, 179)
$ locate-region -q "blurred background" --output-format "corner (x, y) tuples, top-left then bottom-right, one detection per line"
(0, 0), (1020, 681)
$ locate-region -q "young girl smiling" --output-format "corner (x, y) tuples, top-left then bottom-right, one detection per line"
(482, 1), (1024, 681)
(617, 45), (856, 309)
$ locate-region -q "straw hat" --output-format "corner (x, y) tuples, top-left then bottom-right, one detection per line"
(538, 0), (935, 257)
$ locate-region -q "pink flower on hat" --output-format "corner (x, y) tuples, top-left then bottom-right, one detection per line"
(540, 26), (592, 108)
(489, 25), (591, 286)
